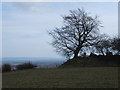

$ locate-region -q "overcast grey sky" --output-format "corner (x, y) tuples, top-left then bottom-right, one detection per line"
(2, 2), (118, 58)
(0, 2), (2, 58)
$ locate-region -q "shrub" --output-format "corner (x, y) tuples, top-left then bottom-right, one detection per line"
(16, 62), (37, 70)
(106, 52), (113, 56)
(90, 53), (97, 57)
(2, 64), (11, 72)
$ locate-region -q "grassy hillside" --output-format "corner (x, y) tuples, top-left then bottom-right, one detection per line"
(60, 56), (119, 67)
(2, 67), (118, 88)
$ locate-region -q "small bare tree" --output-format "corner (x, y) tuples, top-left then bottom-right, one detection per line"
(94, 34), (112, 55)
(49, 8), (101, 59)
(111, 37), (120, 55)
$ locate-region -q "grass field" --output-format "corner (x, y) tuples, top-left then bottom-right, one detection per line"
(2, 67), (119, 88)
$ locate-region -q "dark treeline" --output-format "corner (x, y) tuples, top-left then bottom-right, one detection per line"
(2, 62), (37, 72)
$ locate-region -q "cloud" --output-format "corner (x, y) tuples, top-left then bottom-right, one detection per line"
(12, 2), (41, 11)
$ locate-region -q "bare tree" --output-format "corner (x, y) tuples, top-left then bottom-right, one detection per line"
(94, 34), (112, 55)
(111, 37), (120, 55)
(49, 8), (101, 59)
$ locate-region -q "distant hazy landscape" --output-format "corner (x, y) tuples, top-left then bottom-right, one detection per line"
(2, 57), (66, 68)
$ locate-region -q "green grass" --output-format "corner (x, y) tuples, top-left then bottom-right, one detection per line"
(2, 67), (119, 88)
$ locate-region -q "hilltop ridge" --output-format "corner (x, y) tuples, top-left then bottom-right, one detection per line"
(60, 55), (120, 67)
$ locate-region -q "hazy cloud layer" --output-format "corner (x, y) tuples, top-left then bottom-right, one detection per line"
(2, 2), (118, 58)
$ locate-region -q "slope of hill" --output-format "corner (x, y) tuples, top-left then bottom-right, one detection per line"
(60, 55), (119, 67)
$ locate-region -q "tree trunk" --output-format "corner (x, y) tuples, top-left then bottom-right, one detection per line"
(101, 49), (105, 56)
(73, 53), (78, 59)
(73, 48), (80, 59)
